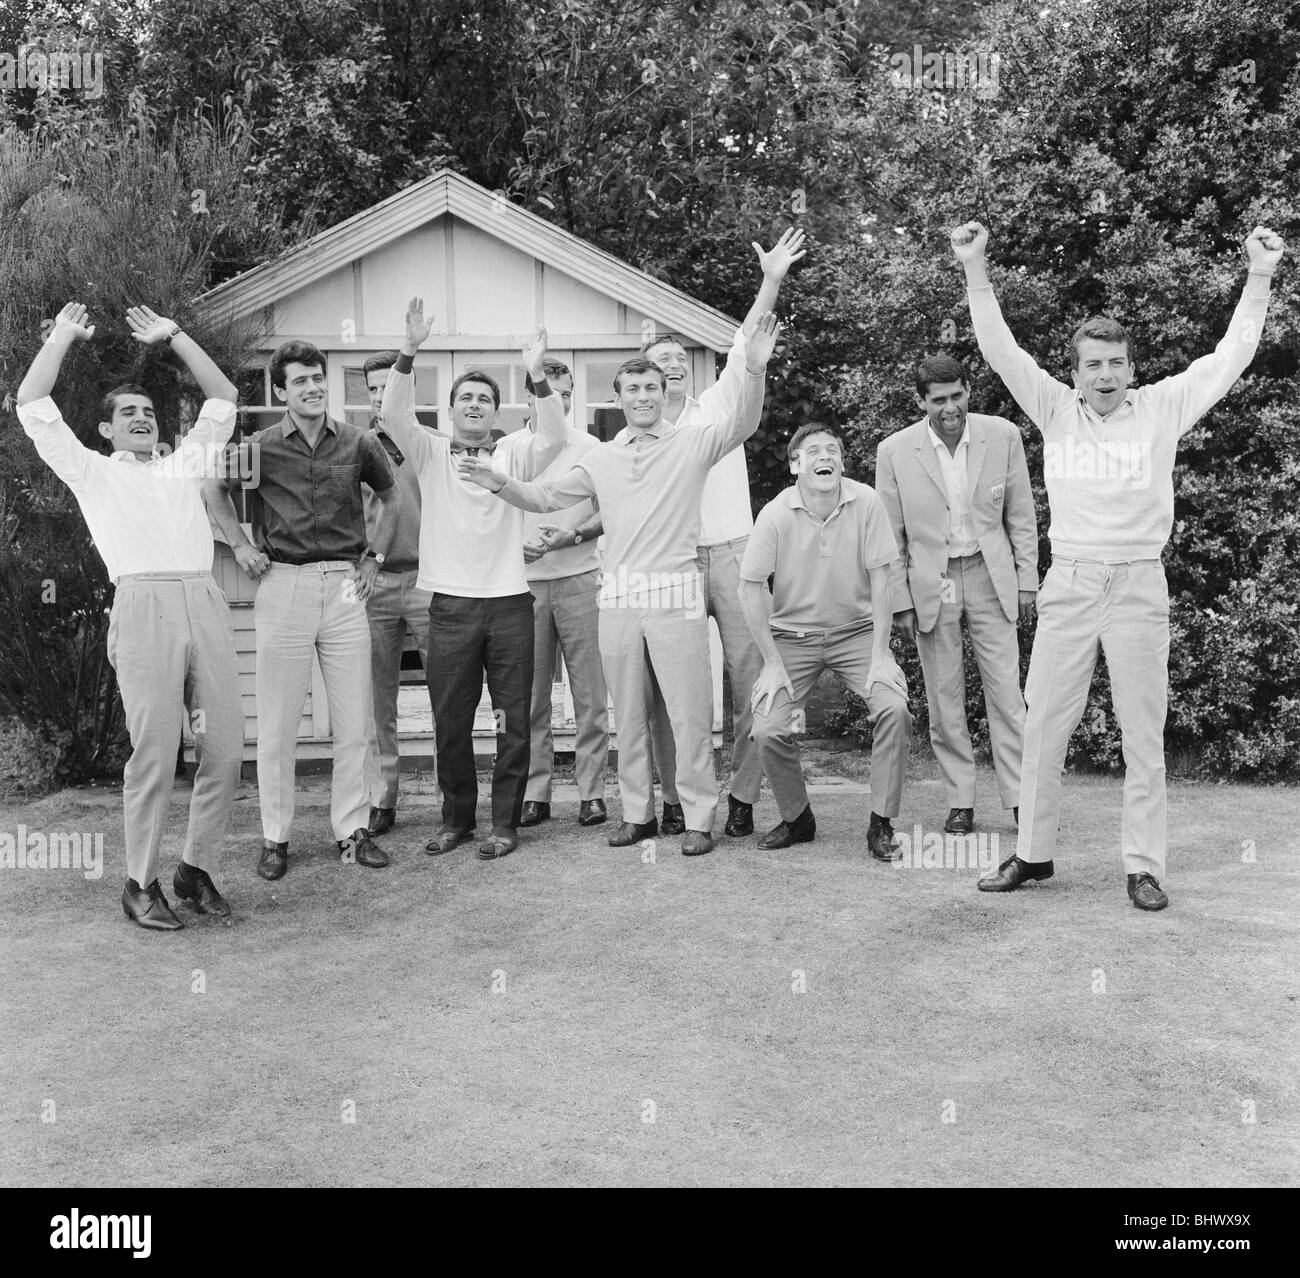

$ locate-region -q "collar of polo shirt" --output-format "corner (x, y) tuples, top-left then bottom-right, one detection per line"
(282, 416), (339, 438)
(787, 481), (857, 512)
(1076, 389), (1138, 418)
(927, 422), (971, 452)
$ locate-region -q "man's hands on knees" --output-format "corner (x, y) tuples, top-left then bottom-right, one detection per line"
(751, 660), (794, 716)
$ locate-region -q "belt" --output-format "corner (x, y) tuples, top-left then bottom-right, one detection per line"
(1053, 555), (1160, 566)
(698, 534), (751, 551)
(267, 559), (356, 572)
(115, 570), (213, 584)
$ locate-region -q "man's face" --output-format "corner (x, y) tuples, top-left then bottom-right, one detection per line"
(645, 340), (690, 399)
(366, 367), (390, 420)
(99, 394), (157, 456)
(274, 361), (327, 419)
(1072, 339), (1133, 417)
(617, 369), (665, 430)
(791, 431), (844, 495)
(527, 373), (574, 422)
(917, 380), (970, 441)
(451, 379), (499, 435)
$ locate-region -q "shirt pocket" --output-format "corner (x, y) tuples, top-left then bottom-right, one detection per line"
(330, 463), (361, 492)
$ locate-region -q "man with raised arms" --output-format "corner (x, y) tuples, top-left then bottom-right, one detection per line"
(951, 220), (1285, 910)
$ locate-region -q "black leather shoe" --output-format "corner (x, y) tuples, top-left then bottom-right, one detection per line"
(1013, 806), (1019, 827)
(256, 840), (288, 880)
(173, 862), (231, 917)
(758, 805), (816, 850)
(339, 829), (389, 868)
(608, 818), (658, 847)
(944, 807), (974, 835)
(724, 795), (754, 837)
(1127, 872), (1168, 911)
(426, 827), (475, 856)
(867, 815), (901, 861)
(660, 802), (686, 836)
(122, 878), (184, 931)
(978, 854), (1054, 892)
(681, 829), (714, 856)
(577, 798), (607, 826)
(520, 801), (551, 827)
(367, 806), (395, 836)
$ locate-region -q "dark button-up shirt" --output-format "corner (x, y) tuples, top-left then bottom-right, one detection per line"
(223, 415), (394, 564)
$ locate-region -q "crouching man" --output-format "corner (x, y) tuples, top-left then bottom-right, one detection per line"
(739, 424), (913, 858)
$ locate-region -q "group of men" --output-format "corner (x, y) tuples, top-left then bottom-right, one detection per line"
(14, 219), (1284, 932)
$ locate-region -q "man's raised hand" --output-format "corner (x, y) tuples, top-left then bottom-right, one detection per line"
(950, 221), (989, 264)
(743, 311), (782, 372)
(522, 328), (548, 380)
(49, 302), (95, 344)
(753, 228), (807, 282)
(404, 296), (434, 350)
(1246, 226), (1285, 274)
(125, 305), (177, 347)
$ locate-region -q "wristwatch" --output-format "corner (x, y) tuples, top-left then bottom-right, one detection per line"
(163, 324), (182, 344)
(573, 531), (584, 546)
(366, 551), (386, 565)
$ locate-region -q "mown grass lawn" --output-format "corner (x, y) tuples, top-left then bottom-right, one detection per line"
(1, 758), (1296, 1187)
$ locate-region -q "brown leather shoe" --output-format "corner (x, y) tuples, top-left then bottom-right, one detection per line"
(608, 818), (657, 847)
(519, 801), (550, 827)
(173, 862), (231, 917)
(426, 827), (475, 856)
(121, 878), (184, 931)
(367, 806), (396, 836)
(978, 854), (1054, 892)
(577, 799), (607, 826)
(1127, 872), (1168, 911)
(660, 802), (685, 836)
(681, 829), (714, 856)
(256, 840), (288, 880)
(757, 806), (816, 850)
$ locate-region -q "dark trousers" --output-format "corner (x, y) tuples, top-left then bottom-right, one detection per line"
(427, 592), (534, 832)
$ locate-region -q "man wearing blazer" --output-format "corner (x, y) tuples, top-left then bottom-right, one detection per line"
(875, 354), (1038, 834)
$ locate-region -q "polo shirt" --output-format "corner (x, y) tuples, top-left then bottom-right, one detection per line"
(381, 367), (567, 596)
(968, 276), (1272, 561)
(927, 423), (978, 555)
(222, 415), (394, 564)
(740, 478), (899, 633)
(494, 370), (766, 601)
(18, 395), (237, 581)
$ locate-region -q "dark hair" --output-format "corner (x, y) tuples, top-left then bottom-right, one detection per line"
(913, 353), (970, 398)
(100, 383), (153, 423)
(362, 350), (399, 379)
(787, 422), (845, 461)
(1069, 316), (1134, 368)
(524, 358), (572, 395)
(640, 331), (687, 357)
(449, 370), (501, 409)
(613, 358), (666, 394)
(270, 340), (326, 390)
